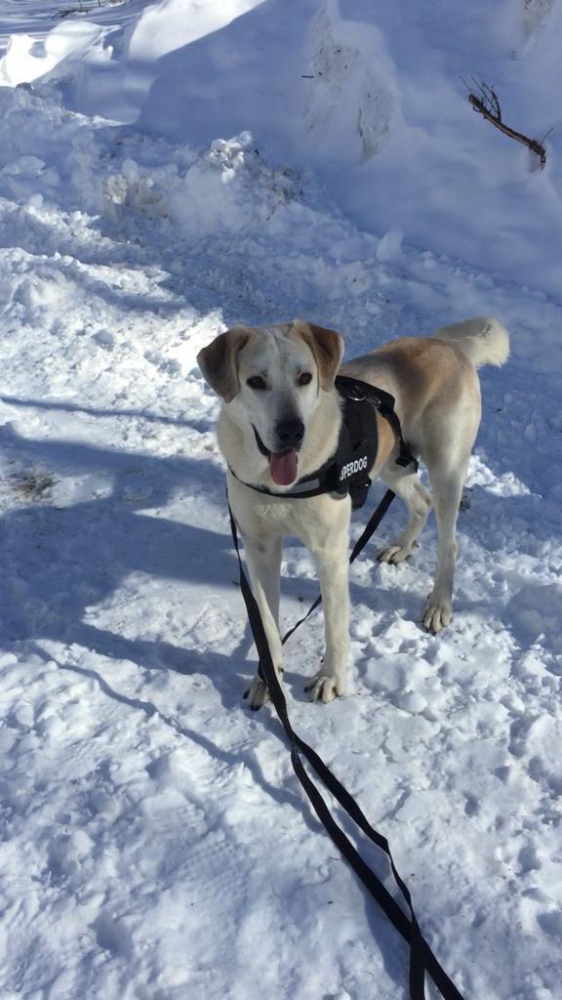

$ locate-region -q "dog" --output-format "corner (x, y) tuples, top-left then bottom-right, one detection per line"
(197, 317), (509, 708)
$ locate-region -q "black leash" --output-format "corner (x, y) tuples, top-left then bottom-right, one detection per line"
(229, 503), (466, 1000)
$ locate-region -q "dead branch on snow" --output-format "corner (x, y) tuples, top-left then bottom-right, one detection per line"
(464, 78), (548, 167)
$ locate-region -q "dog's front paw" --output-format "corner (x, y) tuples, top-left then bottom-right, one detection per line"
(244, 676), (271, 711)
(305, 671), (345, 704)
(422, 597), (452, 634)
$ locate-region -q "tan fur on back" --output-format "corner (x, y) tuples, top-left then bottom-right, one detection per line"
(342, 336), (480, 456)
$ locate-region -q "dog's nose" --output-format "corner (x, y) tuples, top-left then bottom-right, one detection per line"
(275, 418), (305, 449)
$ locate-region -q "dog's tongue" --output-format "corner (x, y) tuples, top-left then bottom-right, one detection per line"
(269, 449), (298, 486)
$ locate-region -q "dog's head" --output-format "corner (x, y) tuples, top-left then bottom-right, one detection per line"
(197, 320), (343, 486)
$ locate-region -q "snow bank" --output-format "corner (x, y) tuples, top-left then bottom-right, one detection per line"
(3, 0), (562, 298)
(135, 0), (562, 299)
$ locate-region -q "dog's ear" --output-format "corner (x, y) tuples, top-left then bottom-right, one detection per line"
(293, 320), (344, 391)
(197, 328), (254, 402)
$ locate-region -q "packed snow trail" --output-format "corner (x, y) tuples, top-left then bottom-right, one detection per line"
(0, 3), (561, 999)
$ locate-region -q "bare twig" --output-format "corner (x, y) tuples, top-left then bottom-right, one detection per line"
(59, 0), (126, 16)
(464, 78), (547, 166)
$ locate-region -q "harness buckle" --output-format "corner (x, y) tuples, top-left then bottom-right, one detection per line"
(345, 384), (367, 402)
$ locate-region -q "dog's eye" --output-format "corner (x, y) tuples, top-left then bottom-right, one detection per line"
(247, 375), (267, 390)
(298, 372), (313, 386)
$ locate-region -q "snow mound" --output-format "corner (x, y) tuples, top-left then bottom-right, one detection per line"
(3, 1), (562, 297)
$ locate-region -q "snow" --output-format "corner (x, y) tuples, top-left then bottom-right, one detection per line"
(0, 1), (561, 998)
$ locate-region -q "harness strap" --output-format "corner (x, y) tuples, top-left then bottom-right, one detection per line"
(229, 506), (466, 1000)
(335, 374), (418, 472)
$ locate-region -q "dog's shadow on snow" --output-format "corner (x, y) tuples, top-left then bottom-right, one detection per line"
(0, 415), (436, 703)
(0, 420), (397, 700)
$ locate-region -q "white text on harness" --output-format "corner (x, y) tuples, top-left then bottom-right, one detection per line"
(339, 455), (369, 482)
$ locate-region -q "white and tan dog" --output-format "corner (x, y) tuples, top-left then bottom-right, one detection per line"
(198, 317), (509, 708)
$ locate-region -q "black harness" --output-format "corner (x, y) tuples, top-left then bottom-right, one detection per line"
(231, 374), (418, 508)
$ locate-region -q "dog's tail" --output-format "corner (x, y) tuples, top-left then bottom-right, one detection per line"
(432, 317), (510, 368)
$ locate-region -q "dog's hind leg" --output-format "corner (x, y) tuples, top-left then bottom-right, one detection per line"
(242, 533), (283, 710)
(377, 464), (432, 565)
(422, 458), (467, 633)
